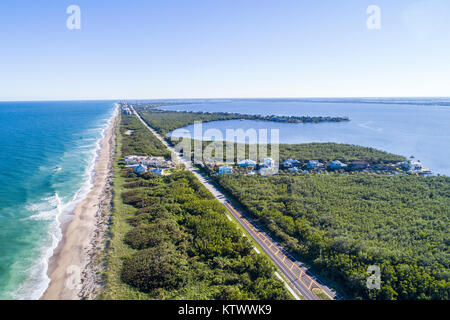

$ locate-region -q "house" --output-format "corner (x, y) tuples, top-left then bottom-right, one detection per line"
(288, 167), (300, 174)
(349, 161), (370, 171)
(133, 164), (147, 174)
(218, 165), (233, 175)
(260, 158), (275, 168)
(408, 161), (423, 172)
(397, 161), (411, 170)
(148, 168), (165, 176)
(283, 159), (300, 168)
(124, 155), (140, 165)
(258, 167), (275, 177)
(305, 160), (324, 170)
(238, 159), (257, 168)
(328, 160), (348, 170)
(125, 155), (172, 168)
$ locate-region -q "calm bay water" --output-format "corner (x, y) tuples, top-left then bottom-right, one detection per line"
(165, 98), (450, 175)
(0, 101), (115, 299)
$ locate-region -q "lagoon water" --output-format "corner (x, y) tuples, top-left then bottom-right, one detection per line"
(165, 98), (450, 176)
(0, 101), (115, 299)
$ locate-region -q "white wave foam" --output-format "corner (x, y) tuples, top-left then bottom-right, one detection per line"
(12, 104), (118, 300)
(13, 193), (63, 300)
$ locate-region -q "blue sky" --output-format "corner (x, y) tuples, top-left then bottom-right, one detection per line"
(0, 0), (449, 100)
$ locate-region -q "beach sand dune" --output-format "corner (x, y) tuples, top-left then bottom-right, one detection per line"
(41, 110), (117, 300)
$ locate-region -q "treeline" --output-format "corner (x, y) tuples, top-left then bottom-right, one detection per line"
(107, 113), (290, 299)
(163, 138), (405, 165)
(134, 110), (404, 164)
(215, 174), (450, 300)
(136, 109), (349, 136)
(278, 143), (405, 164)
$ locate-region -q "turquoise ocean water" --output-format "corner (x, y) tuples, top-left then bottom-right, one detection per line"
(0, 101), (116, 299)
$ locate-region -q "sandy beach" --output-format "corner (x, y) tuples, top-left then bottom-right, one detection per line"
(41, 107), (118, 300)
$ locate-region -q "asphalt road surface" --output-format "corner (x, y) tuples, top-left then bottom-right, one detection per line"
(130, 106), (339, 300)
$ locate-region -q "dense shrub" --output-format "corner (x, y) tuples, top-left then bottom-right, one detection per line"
(216, 173), (450, 300)
(121, 243), (188, 292)
(124, 218), (185, 249)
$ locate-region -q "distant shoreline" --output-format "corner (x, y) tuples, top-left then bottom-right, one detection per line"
(40, 105), (118, 300)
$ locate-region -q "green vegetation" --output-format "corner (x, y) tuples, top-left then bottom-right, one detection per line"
(134, 109), (405, 164)
(102, 113), (290, 300)
(120, 113), (171, 158)
(215, 173), (450, 300)
(136, 108), (349, 136)
(278, 143), (405, 164)
(123, 108), (448, 300)
(180, 140), (405, 165)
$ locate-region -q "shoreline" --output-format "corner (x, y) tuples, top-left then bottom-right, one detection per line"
(41, 105), (118, 300)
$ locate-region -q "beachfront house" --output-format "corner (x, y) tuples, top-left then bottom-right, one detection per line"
(328, 160), (348, 170)
(125, 155), (172, 168)
(238, 159), (257, 168)
(125, 155), (140, 165)
(218, 165), (233, 175)
(305, 160), (324, 170)
(283, 159), (300, 168)
(133, 164), (147, 174)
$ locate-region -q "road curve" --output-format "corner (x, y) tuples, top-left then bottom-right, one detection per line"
(129, 106), (339, 300)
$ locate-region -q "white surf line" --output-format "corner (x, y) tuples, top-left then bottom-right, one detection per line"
(275, 272), (302, 300)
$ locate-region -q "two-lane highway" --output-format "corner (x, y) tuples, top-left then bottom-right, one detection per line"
(130, 106), (338, 300)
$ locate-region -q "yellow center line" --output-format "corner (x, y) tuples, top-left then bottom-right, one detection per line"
(223, 199), (326, 297)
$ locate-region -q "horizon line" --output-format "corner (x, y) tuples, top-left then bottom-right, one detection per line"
(1, 95), (450, 103)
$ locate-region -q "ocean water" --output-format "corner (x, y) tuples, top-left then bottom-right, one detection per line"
(164, 98), (450, 176)
(0, 101), (116, 300)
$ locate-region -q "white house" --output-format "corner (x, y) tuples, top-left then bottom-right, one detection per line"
(125, 155), (172, 168)
(409, 161), (423, 172)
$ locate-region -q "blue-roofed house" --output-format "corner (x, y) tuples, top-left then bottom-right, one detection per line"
(283, 159), (300, 168)
(328, 160), (348, 170)
(305, 160), (324, 170)
(218, 165), (233, 175)
(133, 164), (147, 174)
(148, 168), (165, 176)
(260, 158), (275, 168)
(238, 159), (257, 168)
(288, 167), (300, 174)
